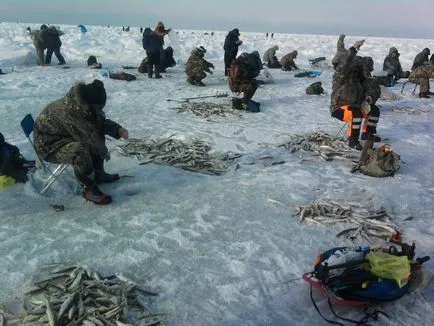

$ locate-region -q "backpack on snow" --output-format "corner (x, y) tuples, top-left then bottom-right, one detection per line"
(0, 132), (31, 182)
(306, 81), (324, 95)
(353, 140), (400, 177)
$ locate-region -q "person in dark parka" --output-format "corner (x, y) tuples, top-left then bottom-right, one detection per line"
(142, 27), (164, 78)
(223, 28), (242, 76)
(382, 47), (410, 81)
(43, 26), (66, 65)
(411, 48), (430, 71)
(138, 46), (176, 74)
(33, 80), (129, 205)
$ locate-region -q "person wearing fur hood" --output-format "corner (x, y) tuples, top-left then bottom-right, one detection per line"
(33, 80), (129, 205)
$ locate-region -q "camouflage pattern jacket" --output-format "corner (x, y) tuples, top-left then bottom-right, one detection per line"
(331, 34), (349, 68)
(33, 83), (122, 160)
(228, 57), (254, 93)
(409, 61), (434, 80)
(185, 52), (214, 77)
(30, 30), (46, 65)
(331, 47), (379, 112)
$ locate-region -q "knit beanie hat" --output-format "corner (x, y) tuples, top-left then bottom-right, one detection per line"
(82, 80), (107, 106)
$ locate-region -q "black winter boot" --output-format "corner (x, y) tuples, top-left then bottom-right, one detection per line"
(147, 64), (153, 78)
(361, 133), (381, 142)
(154, 65), (162, 79)
(349, 138), (363, 150)
(195, 78), (205, 86)
(82, 184), (112, 205)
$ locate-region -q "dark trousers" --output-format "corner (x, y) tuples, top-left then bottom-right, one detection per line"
(224, 53), (236, 76)
(146, 51), (161, 78)
(46, 46), (66, 64)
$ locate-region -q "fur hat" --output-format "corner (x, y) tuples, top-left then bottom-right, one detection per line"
(40, 24), (48, 30)
(232, 28), (240, 36)
(87, 55), (97, 66)
(196, 46), (206, 54)
(81, 80), (107, 106)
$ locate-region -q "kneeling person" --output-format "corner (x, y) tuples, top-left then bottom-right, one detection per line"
(33, 80), (129, 205)
(185, 46), (215, 86)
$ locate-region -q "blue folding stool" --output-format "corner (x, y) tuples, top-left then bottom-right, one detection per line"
(20, 113), (71, 194)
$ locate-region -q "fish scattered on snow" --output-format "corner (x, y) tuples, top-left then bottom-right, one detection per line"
(268, 198), (400, 243)
(278, 131), (360, 162)
(0, 263), (166, 326)
(117, 136), (241, 175)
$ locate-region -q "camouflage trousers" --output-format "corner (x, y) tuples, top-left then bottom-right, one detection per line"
(232, 80), (258, 99)
(408, 75), (430, 93)
(45, 142), (104, 185)
(186, 68), (206, 80)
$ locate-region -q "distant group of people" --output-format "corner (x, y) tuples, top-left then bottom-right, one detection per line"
(10, 24), (433, 204)
(328, 34), (434, 150)
(29, 24), (66, 66)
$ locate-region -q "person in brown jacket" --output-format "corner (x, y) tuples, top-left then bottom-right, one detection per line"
(228, 55), (258, 99)
(33, 80), (129, 204)
(280, 51), (298, 71)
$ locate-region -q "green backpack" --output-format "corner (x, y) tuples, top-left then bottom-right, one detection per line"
(306, 81), (324, 95)
(353, 144), (401, 177)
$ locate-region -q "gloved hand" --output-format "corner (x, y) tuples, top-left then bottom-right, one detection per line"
(361, 101), (371, 115)
(353, 40), (365, 50)
(210, 63), (215, 69)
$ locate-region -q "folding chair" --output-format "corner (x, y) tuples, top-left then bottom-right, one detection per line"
(400, 80), (418, 95)
(20, 113), (71, 194)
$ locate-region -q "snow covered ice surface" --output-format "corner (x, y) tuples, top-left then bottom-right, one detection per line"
(0, 22), (433, 325)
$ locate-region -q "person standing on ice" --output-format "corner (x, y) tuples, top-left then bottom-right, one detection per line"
(185, 46), (215, 86)
(33, 80), (129, 205)
(142, 22), (171, 78)
(330, 40), (381, 150)
(223, 28), (242, 76)
(42, 26), (66, 65)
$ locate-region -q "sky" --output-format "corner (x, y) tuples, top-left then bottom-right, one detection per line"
(0, 22), (433, 326)
(1, 0), (434, 39)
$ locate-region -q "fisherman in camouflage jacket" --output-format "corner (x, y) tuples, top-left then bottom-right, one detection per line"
(33, 80), (129, 205)
(331, 41), (381, 150)
(185, 46), (215, 86)
(409, 60), (434, 98)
